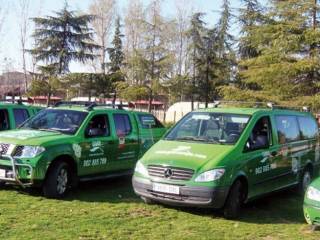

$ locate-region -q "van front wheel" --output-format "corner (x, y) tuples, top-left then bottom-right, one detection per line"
(223, 180), (244, 219)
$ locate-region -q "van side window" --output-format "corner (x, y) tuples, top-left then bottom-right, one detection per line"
(0, 109), (10, 130)
(246, 116), (272, 151)
(113, 114), (132, 136)
(138, 114), (164, 128)
(297, 116), (318, 140)
(85, 115), (110, 138)
(13, 108), (29, 127)
(275, 115), (300, 144)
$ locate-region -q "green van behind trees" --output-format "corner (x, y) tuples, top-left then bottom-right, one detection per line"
(0, 102), (166, 198)
(133, 106), (320, 219)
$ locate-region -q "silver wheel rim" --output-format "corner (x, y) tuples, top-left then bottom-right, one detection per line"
(57, 168), (68, 195)
(303, 172), (311, 192)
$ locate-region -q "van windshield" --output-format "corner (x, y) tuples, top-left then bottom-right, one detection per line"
(165, 112), (250, 144)
(20, 109), (88, 135)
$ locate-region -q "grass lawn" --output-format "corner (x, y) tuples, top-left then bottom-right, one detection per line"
(0, 177), (320, 240)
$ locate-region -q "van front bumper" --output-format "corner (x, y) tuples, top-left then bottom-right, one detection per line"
(304, 203), (320, 225)
(132, 176), (229, 208)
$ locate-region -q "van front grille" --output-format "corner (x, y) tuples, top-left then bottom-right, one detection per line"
(148, 165), (194, 181)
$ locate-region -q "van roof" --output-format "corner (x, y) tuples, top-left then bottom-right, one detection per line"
(195, 107), (313, 116)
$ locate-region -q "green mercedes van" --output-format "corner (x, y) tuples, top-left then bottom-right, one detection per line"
(132, 106), (320, 219)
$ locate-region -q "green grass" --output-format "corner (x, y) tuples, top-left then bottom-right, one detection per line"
(0, 177), (320, 240)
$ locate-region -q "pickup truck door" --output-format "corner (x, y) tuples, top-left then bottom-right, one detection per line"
(111, 113), (139, 171)
(78, 114), (117, 176)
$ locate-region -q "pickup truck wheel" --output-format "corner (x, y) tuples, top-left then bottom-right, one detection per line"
(43, 161), (70, 198)
(223, 180), (244, 219)
(0, 181), (5, 187)
(299, 168), (312, 195)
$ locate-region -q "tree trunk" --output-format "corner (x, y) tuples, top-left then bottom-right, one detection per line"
(47, 92), (51, 107)
(205, 60), (210, 108)
(148, 89), (153, 113)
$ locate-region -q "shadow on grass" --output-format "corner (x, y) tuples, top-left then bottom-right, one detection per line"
(3, 177), (308, 225)
(165, 189), (306, 224)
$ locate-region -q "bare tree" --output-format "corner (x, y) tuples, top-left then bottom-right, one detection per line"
(174, 0), (194, 76)
(0, 0), (8, 53)
(123, 0), (146, 84)
(89, 0), (116, 73)
(17, 0), (30, 93)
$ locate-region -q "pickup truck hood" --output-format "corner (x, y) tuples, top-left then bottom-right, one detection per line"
(0, 129), (72, 146)
(142, 140), (233, 171)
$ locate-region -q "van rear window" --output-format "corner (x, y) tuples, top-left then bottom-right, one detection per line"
(275, 115), (300, 144)
(297, 116), (318, 140)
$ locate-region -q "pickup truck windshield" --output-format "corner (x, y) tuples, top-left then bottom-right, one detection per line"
(21, 109), (88, 135)
(165, 112), (250, 144)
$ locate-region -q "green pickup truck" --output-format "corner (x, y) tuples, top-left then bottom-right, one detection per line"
(0, 102), (166, 198)
(0, 102), (42, 131)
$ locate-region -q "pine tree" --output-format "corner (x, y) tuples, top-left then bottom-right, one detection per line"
(238, 0), (264, 59)
(30, 4), (99, 74)
(107, 16), (124, 74)
(221, 0), (320, 109)
(188, 12), (206, 110)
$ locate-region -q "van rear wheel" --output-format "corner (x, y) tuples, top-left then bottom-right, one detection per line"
(43, 161), (70, 199)
(223, 180), (244, 219)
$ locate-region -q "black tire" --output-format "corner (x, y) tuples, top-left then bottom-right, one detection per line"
(223, 180), (244, 219)
(0, 181), (6, 188)
(141, 196), (154, 204)
(43, 161), (70, 199)
(298, 168), (312, 195)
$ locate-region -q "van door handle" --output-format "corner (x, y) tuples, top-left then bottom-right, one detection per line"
(271, 151), (277, 157)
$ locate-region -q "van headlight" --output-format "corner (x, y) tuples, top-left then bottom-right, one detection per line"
(306, 186), (320, 202)
(195, 169), (225, 182)
(16, 146), (45, 158)
(135, 160), (149, 176)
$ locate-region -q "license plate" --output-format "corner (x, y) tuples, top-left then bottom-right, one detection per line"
(0, 169), (5, 178)
(153, 183), (180, 195)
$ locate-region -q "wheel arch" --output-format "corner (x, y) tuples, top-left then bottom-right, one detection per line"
(44, 154), (78, 185)
(230, 172), (249, 202)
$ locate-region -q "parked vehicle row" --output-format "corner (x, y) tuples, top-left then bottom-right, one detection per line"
(1, 101), (320, 223)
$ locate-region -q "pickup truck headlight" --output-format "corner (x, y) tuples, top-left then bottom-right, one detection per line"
(16, 146), (46, 158)
(195, 169), (225, 182)
(135, 160), (149, 176)
(307, 186), (320, 202)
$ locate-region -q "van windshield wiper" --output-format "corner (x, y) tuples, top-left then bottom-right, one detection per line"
(37, 128), (62, 133)
(175, 136), (207, 142)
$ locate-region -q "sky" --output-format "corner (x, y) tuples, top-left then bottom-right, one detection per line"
(0, 0), (245, 74)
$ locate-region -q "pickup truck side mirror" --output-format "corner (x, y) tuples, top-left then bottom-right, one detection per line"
(86, 128), (104, 138)
(142, 118), (156, 128)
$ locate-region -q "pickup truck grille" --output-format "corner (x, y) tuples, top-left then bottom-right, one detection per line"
(0, 143), (10, 155)
(148, 165), (194, 181)
(13, 146), (24, 157)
